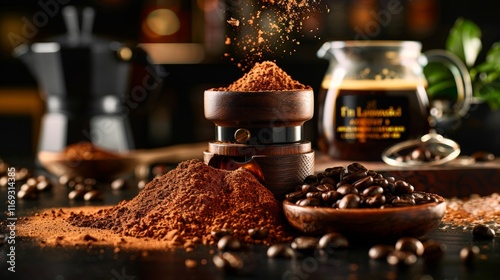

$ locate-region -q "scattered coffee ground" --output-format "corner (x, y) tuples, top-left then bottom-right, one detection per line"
(224, 0), (327, 69)
(441, 193), (500, 232)
(66, 159), (291, 247)
(214, 61), (311, 92)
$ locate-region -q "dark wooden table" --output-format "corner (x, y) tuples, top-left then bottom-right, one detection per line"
(1, 156), (499, 280)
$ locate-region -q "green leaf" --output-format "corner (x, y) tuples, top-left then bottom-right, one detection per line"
(485, 42), (500, 63)
(476, 82), (500, 110)
(446, 17), (482, 67)
(427, 80), (457, 100)
(424, 63), (454, 84)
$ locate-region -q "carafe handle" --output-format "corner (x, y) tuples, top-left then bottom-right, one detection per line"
(421, 49), (473, 124)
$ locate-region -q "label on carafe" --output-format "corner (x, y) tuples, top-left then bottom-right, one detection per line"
(335, 93), (409, 143)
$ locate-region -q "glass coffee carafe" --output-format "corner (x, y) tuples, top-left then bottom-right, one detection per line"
(317, 41), (471, 161)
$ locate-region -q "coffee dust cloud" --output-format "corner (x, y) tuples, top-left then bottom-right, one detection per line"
(223, 0), (329, 70)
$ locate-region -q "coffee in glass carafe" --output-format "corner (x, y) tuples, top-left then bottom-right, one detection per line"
(317, 41), (471, 161)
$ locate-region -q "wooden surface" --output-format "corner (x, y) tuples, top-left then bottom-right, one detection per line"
(315, 153), (500, 198)
(204, 90), (314, 127)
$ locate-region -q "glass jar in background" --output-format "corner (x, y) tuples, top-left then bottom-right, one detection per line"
(316, 41), (471, 161)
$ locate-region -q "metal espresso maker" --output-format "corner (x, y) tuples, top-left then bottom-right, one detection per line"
(14, 6), (151, 154)
(203, 89), (315, 200)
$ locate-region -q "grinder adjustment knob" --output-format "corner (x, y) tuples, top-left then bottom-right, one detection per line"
(234, 128), (251, 143)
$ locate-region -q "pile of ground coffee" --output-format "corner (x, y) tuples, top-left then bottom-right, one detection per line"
(67, 159), (291, 246)
(62, 141), (121, 161)
(215, 61), (311, 92)
(441, 193), (500, 231)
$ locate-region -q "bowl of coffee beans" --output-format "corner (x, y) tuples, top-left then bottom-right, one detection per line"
(283, 163), (446, 241)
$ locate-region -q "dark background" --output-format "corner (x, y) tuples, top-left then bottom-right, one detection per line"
(1, 0), (499, 158)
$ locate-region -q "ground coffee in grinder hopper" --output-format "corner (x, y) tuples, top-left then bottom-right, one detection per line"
(203, 62), (315, 200)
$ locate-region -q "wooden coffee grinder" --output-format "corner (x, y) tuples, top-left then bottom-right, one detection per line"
(204, 89), (315, 200)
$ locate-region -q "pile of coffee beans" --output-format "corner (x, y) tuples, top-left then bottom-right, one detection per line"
(58, 175), (103, 201)
(286, 162), (440, 209)
(369, 237), (446, 266)
(392, 145), (444, 164)
(0, 160), (53, 200)
(17, 175), (53, 200)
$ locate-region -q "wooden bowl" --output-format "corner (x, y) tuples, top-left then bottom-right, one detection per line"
(283, 193), (446, 242)
(204, 90), (314, 127)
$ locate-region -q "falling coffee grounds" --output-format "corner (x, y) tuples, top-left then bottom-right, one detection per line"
(67, 159), (291, 246)
(215, 61), (311, 92)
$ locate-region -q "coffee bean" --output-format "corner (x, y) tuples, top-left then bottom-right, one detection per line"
(336, 184), (358, 196)
(0, 176), (8, 188)
(306, 191), (323, 200)
(68, 189), (86, 200)
(36, 180), (52, 191)
(324, 166), (343, 180)
(217, 235), (242, 251)
(373, 178), (389, 188)
(83, 178), (97, 187)
(320, 177), (337, 186)
(15, 168), (30, 181)
(291, 236), (318, 254)
(338, 194), (361, 209)
(211, 229), (234, 241)
(17, 189), (38, 200)
(26, 177), (38, 187)
(341, 171), (368, 184)
(58, 175), (72, 186)
(286, 190), (306, 202)
(300, 183), (314, 193)
(137, 179), (147, 190)
(83, 190), (104, 201)
(75, 183), (93, 192)
(248, 228), (268, 240)
(347, 162), (367, 174)
(321, 190), (340, 205)
(395, 237), (424, 256)
(352, 176), (374, 191)
(422, 240), (446, 263)
(472, 224), (495, 239)
(20, 183), (36, 193)
(152, 164), (169, 177)
(391, 196), (416, 207)
(111, 178), (127, 190)
(368, 244), (394, 260)
(471, 151), (495, 162)
(316, 173), (326, 181)
(296, 197), (322, 207)
(213, 252), (244, 272)
(316, 183), (334, 192)
(318, 233), (349, 250)
(392, 180), (414, 195)
(460, 246), (480, 265)
(410, 147), (432, 161)
(362, 185), (384, 197)
(303, 175), (318, 184)
(267, 244), (296, 258)
(387, 250), (417, 266)
(364, 193), (386, 208)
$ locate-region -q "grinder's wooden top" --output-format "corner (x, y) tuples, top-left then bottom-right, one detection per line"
(204, 90), (314, 127)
